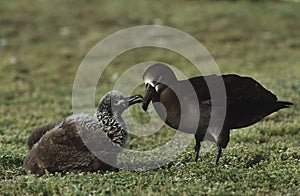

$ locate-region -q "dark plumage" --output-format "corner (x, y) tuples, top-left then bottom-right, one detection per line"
(142, 63), (293, 164)
(24, 91), (143, 175)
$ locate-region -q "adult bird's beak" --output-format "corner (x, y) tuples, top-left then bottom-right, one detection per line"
(142, 83), (155, 111)
(127, 94), (144, 106)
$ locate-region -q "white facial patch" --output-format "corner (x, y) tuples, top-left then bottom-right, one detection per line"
(144, 79), (156, 87)
(155, 85), (160, 92)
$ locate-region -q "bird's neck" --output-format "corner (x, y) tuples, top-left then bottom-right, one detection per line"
(153, 87), (181, 128)
(95, 111), (127, 144)
(96, 110), (124, 126)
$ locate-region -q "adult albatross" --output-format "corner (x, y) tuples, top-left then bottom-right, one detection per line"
(142, 63), (293, 164)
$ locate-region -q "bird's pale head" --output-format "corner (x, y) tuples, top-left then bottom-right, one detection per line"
(97, 90), (143, 116)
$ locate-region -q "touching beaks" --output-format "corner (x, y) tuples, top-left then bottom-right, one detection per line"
(127, 94), (144, 106)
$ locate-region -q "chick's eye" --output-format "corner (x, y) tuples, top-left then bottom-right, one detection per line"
(114, 100), (124, 106)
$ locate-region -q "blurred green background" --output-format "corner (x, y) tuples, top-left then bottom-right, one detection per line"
(0, 0), (299, 195)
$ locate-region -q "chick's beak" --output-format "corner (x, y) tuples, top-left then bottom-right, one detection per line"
(127, 94), (144, 106)
(142, 83), (155, 111)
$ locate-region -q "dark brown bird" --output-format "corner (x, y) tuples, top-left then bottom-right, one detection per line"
(24, 91), (143, 175)
(142, 63), (293, 164)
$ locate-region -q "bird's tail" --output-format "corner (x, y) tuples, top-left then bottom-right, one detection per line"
(27, 122), (57, 150)
(276, 101), (293, 109)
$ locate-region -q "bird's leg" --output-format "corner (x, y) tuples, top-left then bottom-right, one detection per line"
(194, 145), (200, 162)
(194, 133), (203, 162)
(215, 146), (222, 165)
(215, 128), (230, 165)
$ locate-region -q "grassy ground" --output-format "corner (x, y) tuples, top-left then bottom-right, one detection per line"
(1, 0), (299, 195)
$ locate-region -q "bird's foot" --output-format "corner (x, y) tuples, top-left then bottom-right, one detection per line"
(214, 146), (222, 165)
(194, 150), (199, 162)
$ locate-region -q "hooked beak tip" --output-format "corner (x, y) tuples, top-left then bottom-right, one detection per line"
(142, 103), (148, 111)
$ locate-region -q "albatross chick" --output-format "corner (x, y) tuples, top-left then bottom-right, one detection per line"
(24, 91), (143, 175)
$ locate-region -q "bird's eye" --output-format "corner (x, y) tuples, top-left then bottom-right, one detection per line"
(114, 100), (124, 106)
(150, 81), (160, 87)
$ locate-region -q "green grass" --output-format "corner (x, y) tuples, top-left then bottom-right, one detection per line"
(0, 0), (299, 195)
